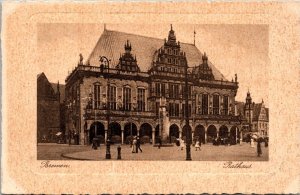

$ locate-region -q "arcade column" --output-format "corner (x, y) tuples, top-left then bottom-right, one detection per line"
(191, 131), (194, 142)
(105, 130), (108, 143)
(152, 127), (155, 145)
(121, 128), (124, 144)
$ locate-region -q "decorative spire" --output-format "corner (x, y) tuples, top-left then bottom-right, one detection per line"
(245, 94), (252, 107)
(79, 53), (83, 65)
(167, 24), (176, 45)
(194, 29), (196, 46)
(202, 52), (208, 63)
(104, 23), (107, 31)
(125, 40), (132, 53)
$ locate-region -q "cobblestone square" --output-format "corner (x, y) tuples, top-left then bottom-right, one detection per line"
(38, 142), (268, 161)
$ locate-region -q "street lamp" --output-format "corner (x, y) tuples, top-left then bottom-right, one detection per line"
(184, 59), (192, 161)
(100, 56), (111, 159)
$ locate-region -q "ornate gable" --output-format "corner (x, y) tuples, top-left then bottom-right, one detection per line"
(116, 40), (140, 73)
(149, 25), (187, 76)
(193, 52), (215, 80)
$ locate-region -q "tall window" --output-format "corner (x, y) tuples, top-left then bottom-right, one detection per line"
(169, 84), (179, 98)
(137, 88), (146, 112)
(123, 87), (131, 111)
(188, 86), (192, 98)
(109, 86), (116, 110)
(156, 102), (160, 116)
(76, 87), (80, 107)
(94, 84), (101, 109)
(181, 85), (191, 98)
(155, 83), (161, 97)
(202, 94), (208, 115)
(223, 96), (229, 115)
(213, 95), (220, 115)
(169, 84), (174, 98)
(182, 103), (191, 117)
(174, 85), (179, 98)
(169, 103), (179, 117)
(161, 83), (166, 97)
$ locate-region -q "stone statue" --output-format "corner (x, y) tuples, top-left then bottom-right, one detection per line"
(79, 53), (83, 65)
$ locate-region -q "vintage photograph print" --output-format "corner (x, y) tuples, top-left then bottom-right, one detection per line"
(37, 23), (269, 161)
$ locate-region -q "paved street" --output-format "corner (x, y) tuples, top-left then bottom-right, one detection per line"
(37, 144), (91, 160)
(38, 142), (268, 161)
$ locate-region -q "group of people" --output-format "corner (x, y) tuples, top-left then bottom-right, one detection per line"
(176, 138), (202, 151)
(131, 136), (143, 153)
(212, 136), (236, 146)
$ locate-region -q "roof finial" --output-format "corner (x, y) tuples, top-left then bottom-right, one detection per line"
(104, 23), (107, 31)
(171, 24), (173, 31)
(79, 53), (83, 65)
(57, 81), (60, 93)
(202, 52), (208, 63)
(194, 28), (196, 46)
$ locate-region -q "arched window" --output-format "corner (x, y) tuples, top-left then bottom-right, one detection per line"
(213, 94), (220, 115)
(202, 94), (208, 115)
(93, 83), (101, 109)
(137, 88), (146, 111)
(109, 85), (117, 110)
(123, 87), (131, 111)
(223, 96), (229, 115)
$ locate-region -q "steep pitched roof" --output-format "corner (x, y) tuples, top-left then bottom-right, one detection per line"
(37, 72), (56, 98)
(252, 103), (262, 121)
(235, 101), (245, 117)
(86, 29), (227, 81)
(51, 83), (65, 104)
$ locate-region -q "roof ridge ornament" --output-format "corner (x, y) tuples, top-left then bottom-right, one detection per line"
(125, 40), (132, 52)
(202, 52), (208, 63)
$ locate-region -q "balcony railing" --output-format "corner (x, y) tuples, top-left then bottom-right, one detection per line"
(66, 65), (149, 81)
(85, 108), (156, 118)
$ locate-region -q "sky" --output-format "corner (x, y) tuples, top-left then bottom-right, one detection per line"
(37, 23), (269, 105)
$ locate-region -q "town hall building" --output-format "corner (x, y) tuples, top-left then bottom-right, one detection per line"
(65, 25), (242, 145)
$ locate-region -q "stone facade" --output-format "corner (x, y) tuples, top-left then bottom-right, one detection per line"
(65, 26), (242, 145)
(37, 73), (64, 142)
(236, 92), (269, 136)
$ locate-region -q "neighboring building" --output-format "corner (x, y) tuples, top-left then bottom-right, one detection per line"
(65, 26), (242, 145)
(37, 73), (65, 143)
(235, 91), (269, 136)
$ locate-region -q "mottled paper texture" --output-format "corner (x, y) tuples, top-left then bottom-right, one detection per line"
(1, 2), (300, 194)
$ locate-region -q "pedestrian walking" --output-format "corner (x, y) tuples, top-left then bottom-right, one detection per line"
(195, 139), (201, 151)
(257, 140), (262, 157)
(92, 138), (98, 150)
(180, 138), (185, 150)
(157, 136), (162, 149)
(136, 137), (143, 153)
(250, 138), (255, 147)
(132, 136), (137, 153)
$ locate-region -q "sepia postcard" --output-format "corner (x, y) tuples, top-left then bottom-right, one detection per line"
(1, 1), (300, 194)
